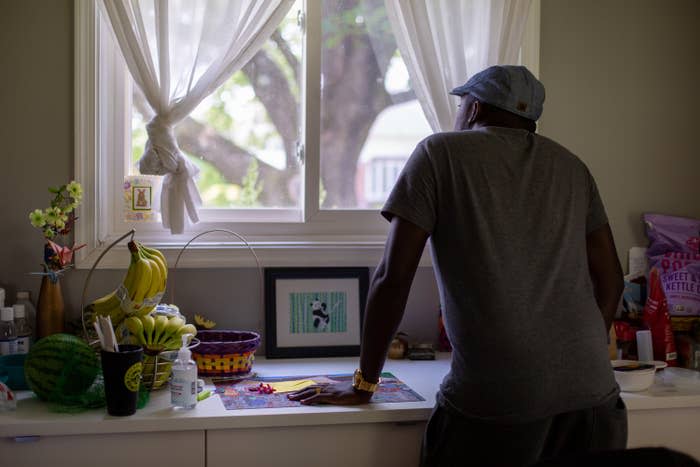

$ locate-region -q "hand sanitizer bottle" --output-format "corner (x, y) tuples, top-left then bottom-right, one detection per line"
(171, 334), (197, 409)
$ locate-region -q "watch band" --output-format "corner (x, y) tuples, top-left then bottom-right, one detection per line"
(353, 368), (380, 393)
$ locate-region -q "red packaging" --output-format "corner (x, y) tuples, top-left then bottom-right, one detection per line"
(643, 268), (678, 366)
(437, 308), (452, 352)
(613, 320), (638, 359)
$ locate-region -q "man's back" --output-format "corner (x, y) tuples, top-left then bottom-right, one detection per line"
(382, 126), (618, 423)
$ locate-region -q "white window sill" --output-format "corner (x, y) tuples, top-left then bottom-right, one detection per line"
(75, 238), (433, 270)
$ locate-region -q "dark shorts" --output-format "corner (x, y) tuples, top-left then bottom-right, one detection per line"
(420, 395), (628, 467)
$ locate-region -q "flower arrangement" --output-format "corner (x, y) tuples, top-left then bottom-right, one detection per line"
(29, 181), (86, 277)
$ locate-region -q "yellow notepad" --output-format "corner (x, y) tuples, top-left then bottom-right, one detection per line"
(266, 379), (317, 393)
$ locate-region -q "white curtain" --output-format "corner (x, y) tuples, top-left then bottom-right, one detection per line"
(385, 0), (532, 132)
(101, 0), (294, 234)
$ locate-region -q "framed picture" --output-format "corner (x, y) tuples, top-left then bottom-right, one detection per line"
(264, 267), (369, 358)
(132, 185), (152, 210)
(123, 175), (161, 222)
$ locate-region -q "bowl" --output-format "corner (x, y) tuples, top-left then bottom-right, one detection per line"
(0, 353), (29, 390)
(612, 360), (656, 392)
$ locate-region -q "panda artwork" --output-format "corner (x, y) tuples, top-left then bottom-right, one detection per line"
(310, 298), (330, 331)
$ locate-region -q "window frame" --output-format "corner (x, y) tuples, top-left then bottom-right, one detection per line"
(75, 0), (540, 269)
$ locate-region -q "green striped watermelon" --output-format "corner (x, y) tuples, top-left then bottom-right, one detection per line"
(24, 333), (100, 402)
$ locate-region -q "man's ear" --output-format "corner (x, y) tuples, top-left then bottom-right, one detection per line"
(467, 100), (480, 124)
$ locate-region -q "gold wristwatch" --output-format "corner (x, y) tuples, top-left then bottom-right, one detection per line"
(352, 369), (380, 393)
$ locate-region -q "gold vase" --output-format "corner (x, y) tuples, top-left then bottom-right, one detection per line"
(36, 274), (65, 339)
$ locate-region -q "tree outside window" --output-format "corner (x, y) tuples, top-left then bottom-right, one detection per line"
(130, 0), (431, 212)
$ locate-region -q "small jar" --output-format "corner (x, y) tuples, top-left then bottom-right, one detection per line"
(387, 332), (408, 359)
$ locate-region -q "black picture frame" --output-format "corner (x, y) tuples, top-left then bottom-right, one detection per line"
(264, 267), (369, 358)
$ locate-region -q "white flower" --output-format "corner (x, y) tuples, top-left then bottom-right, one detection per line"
(44, 207), (62, 223)
(29, 209), (46, 228)
(66, 180), (83, 200)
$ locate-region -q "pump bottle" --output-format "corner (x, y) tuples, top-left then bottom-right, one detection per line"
(13, 304), (32, 354)
(0, 307), (17, 355)
(171, 334), (197, 409)
(15, 291), (36, 341)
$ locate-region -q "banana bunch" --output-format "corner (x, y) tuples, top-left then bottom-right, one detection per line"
(85, 241), (167, 328)
(124, 314), (197, 352)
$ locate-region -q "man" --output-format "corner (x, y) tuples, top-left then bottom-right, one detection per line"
(288, 65), (626, 466)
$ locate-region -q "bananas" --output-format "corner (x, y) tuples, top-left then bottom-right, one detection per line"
(84, 241), (168, 328)
(125, 314), (196, 352)
(152, 315), (168, 344)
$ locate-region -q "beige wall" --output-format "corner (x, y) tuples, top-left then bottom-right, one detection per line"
(539, 0), (700, 270)
(0, 1), (74, 298)
(1, 0), (698, 346)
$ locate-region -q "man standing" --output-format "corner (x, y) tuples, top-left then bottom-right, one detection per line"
(289, 65), (626, 466)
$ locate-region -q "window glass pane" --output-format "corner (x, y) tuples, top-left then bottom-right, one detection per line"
(320, 0), (431, 209)
(131, 2), (302, 209)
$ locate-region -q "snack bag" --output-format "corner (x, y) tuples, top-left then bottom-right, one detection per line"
(644, 213), (700, 316)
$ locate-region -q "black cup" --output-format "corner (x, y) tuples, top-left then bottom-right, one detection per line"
(101, 344), (143, 416)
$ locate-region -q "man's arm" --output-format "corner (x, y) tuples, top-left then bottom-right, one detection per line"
(288, 215), (429, 405)
(586, 223), (624, 332)
(359, 216), (430, 383)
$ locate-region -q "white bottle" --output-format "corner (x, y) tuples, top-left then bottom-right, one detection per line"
(13, 304), (32, 354)
(170, 334), (197, 409)
(15, 291), (36, 340)
(0, 307), (17, 356)
(0, 288), (5, 308)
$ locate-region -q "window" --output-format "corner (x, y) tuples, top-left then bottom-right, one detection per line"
(130, 6), (303, 212)
(318, 2), (431, 210)
(75, 0), (539, 268)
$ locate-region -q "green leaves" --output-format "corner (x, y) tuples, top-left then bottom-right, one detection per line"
(240, 159), (263, 207)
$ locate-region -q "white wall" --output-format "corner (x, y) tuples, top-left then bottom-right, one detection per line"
(538, 0), (700, 269)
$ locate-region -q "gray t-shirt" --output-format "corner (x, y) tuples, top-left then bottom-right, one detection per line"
(382, 126), (618, 423)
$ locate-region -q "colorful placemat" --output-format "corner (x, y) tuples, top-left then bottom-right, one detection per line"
(212, 372), (425, 410)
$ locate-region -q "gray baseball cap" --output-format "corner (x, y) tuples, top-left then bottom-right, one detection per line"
(450, 65), (545, 121)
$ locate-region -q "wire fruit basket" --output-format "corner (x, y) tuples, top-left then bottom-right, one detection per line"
(80, 229), (199, 391)
(170, 229), (263, 379)
(141, 348), (183, 390)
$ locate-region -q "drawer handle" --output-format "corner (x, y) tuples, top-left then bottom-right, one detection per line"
(14, 436), (40, 443)
(394, 421), (420, 426)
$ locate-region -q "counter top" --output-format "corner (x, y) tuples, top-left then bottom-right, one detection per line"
(1, 355), (444, 438)
(622, 366), (700, 410)
(3, 353), (700, 438)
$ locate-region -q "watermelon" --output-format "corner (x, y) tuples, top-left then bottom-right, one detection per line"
(24, 333), (100, 402)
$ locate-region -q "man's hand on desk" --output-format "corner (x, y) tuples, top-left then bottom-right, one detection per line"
(287, 381), (373, 405)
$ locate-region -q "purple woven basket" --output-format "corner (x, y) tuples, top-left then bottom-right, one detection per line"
(195, 330), (260, 354)
(192, 330), (261, 376)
